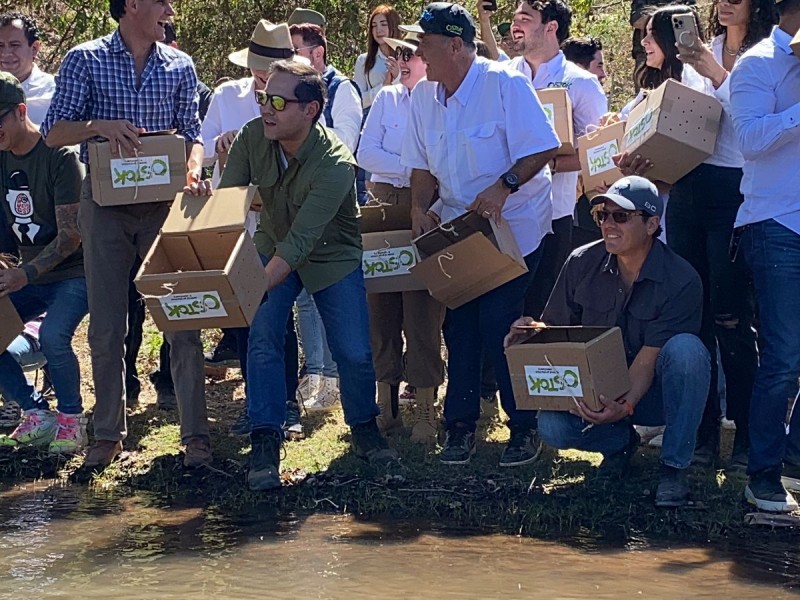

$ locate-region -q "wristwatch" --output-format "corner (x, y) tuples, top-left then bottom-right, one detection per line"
(500, 171), (520, 193)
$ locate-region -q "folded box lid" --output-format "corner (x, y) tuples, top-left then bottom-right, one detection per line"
(162, 186), (262, 235)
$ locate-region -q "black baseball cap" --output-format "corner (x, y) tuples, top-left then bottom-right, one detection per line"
(497, 22), (512, 36)
(400, 2), (476, 43)
(0, 72), (25, 111)
(590, 176), (664, 218)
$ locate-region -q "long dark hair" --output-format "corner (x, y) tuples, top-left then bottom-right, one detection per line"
(708, 0), (778, 52)
(635, 5), (702, 90)
(364, 4), (401, 75)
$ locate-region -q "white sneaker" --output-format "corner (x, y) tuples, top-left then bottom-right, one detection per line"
(296, 374), (322, 404)
(648, 434), (664, 448)
(48, 412), (88, 455)
(303, 376), (340, 412)
(634, 425), (665, 444)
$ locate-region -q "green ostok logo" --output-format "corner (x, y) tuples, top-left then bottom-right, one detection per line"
(362, 246), (417, 278)
(445, 24), (463, 36)
(110, 154), (172, 189)
(524, 365), (584, 398)
(160, 291), (229, 321)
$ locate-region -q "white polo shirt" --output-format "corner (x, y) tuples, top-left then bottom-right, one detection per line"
(509, 52), (608, 221)
(357, 82), (413, 187)
(22, 65), (55, 129)
(401, 56), (560, 256)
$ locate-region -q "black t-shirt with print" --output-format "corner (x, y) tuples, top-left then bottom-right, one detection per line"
(1, 139), (85, 285)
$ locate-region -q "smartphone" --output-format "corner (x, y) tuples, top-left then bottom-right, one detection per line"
(671, 12), (700, 47)
(483, 0), (497, 11)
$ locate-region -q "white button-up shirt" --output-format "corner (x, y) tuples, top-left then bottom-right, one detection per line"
(327, 77), (362, 154)
(509, 52), (608, 221)
(401, 56), (560, 256)
(357, 82), (413, 187)
(22, 64), (55, 129)
(201, 77), (262, 187)
(730, 26), (800, 233)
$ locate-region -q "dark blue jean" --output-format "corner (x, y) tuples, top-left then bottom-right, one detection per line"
(0, 277), (88, 413)
(442, 248), (542, 432)
(743, 220), (800, 475)
(247, 265), (378, 433)
(538, 333), (710, 469)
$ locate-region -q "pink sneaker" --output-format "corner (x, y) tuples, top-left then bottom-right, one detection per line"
(0, 409), (57, 447)
(48, 412), (88, 455)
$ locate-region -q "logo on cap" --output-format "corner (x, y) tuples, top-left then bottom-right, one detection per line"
(445, 24), (463, 35)
(421, 9), (435, 21)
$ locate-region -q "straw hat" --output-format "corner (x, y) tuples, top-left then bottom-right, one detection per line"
(228, 21), (307, 70)
(384, 30), (422, 52)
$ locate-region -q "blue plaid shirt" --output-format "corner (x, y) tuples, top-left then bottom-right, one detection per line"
(41, 29), (202, 164)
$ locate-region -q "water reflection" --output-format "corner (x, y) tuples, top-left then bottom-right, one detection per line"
(0, 482), (797, 598)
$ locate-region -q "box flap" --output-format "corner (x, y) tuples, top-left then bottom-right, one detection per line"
(360, 203), (412, 233)
(412, 211), (491, 258)
(162, 186), (260, 235)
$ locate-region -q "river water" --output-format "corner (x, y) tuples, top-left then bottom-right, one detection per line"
(0, 483), (798, 599)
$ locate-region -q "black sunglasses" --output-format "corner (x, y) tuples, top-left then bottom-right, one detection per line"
(593, 210), (645, 225)
(394, 46), (416, 61)
(254, 90), (303, 111)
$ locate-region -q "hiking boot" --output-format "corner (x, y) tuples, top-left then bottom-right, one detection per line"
(781, 462), (800, 493)
(351, 418), (399, 465)
(409, 387), (438, 445)
(204, 344), (240, 369)
(284, 400), (305, 441)
(0, 400), (21, 428)
(296, 373), (322, 405)
(439, 426), (476, 465)
(184, 436), (212, 468)
(48, 412), (88, 455)
(83, 440), (123, 469)
(155, 386), (177, 410)
(230, 407), (251, 436)
(655, 465), (690, 508)
(125, 385), (140, 409)
(247, 428), (282, 491)
(499, 428), (542, 467)
(303, 376), (340, 412)
(375, 382), (403, 434)
(0, 409), (57, 448)
(693, 426), (720, 467)
(745, 470), (799, 513)
(597, 426), (640, 478)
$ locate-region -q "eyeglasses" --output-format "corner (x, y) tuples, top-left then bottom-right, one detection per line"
(0, 107), (16, 128)
(593, 210), (645, 225)
(294, 44), (319, 52)
(254, 91), (303, 111)
(394, 46), (416, 61)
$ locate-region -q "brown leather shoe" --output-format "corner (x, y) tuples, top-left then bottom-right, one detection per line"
(184, 436), (212, 468)
(83, 440), (123, 469)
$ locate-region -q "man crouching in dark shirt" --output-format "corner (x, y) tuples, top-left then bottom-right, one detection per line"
(504, 176), (710, 508)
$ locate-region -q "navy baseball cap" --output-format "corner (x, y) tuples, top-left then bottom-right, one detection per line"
(401, 3), (476, 43)
(591, 176), (663, 218)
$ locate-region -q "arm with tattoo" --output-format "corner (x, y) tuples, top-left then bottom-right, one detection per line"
(24, 204), (81, 281)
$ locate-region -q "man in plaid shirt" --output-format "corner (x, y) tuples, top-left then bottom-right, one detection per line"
(41, 0), (210, 471)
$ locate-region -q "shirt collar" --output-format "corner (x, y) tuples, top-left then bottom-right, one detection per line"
(273, 123), (323, 165)
(600, 239), (665, 284)
(773, 25), (794, 56)
(533, 51), (566, 85)
(441, 56), (480, 107)
(109, 29), (168, 63)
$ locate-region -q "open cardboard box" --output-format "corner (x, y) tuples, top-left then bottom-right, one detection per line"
(135, 186), (268, 331)
(506, 326), (630, 411)
(536, 87), (575, 156)
(0, 296), (23, 352)
(622, 79), (722, 184)
(88, 131), (187, 207)
(410, 212), (527, 309)
(578, 120), (626, 192)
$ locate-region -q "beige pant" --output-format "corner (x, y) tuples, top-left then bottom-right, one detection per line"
(78, 177), (207, 443)
(366, 183), (445, 387)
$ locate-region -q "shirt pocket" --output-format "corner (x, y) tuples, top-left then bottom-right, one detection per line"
(423, 130), (446, 176)
(460, 122), (509, 177)
(573, 281), (616, 325)
(382, 119), (405, 156)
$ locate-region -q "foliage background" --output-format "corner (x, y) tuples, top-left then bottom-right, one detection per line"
(8, 0), (635, 108)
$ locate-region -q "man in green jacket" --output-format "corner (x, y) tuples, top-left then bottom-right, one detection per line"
(187, 60), (398, 490)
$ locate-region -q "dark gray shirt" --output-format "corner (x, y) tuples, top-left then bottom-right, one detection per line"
(542, 239), (702, 364)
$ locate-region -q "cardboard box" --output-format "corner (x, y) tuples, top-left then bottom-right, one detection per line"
(792, 30), (800, 57)
(135, 186), (268, 331)
(88, 132), (187, 207)
(410, 212), (527, 309)
(622, 79), (722, 184)
(536, 87), (575, 156)
(506, 326), (631, 411)
(0, 296), (23, 353)
(578, 121), (626, 192)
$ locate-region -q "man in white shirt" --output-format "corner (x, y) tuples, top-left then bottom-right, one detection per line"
(508, 0), (608, 318)
(729, 0), (800, 514)
(0, 13), (55, 128)
(401, 2), (559, 467)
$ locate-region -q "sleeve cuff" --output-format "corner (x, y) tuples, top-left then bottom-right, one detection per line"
(274, 243), (301, 271)
(781, 103), (800, 130)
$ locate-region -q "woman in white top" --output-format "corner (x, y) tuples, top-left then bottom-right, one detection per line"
(628, 4), (776, 470)
(353, 4), (402, 112)
(356, 33), (444, 445)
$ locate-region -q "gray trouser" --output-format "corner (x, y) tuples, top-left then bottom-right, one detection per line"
(78, 176), (207, 443)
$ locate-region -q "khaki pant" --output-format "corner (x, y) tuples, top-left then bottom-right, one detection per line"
(366, 183), (445, 387)
(78, 177), (207, 443)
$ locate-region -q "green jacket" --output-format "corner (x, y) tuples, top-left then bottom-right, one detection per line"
(220, 120), (361, 294)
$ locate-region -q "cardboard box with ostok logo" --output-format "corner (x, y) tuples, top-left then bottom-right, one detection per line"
(578, 120), (626, 193)
(0, 295), (23, 352)
(536, 87), (575, 156)
(135, 187), (268, 331)
(506, 326), (630, 411)
(88, 132), (186, 206)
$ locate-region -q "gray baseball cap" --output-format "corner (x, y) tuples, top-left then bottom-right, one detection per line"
(590, 176), (663, 218)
